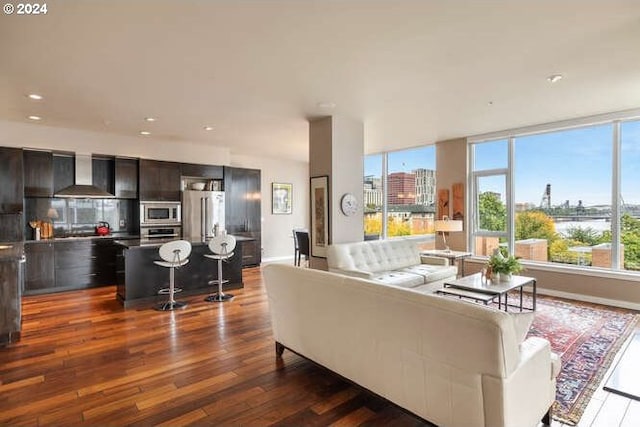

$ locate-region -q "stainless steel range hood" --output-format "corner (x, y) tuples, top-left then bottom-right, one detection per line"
(54, 154), (115, 198)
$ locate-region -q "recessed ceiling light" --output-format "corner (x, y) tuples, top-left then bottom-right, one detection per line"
(139, 131), (151, 136)
(28, 115), (41, 121)
(317, 102), (336, 109)
(204, 126), (214, 131)
(144, 117), (156, 122)
(487, 101), (494, 106)
(27, 93), (43, 100)
(547, 74), (563, 83)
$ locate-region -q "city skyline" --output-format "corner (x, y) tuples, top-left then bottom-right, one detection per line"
(365, 120), (640, 207)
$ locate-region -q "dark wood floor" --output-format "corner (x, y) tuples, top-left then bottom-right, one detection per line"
(0, 267), (430, 426)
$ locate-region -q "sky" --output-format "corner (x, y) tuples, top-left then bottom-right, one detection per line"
(365, 120), (640, 207)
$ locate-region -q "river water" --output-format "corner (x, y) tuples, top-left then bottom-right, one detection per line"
(554, 219), (611, 234)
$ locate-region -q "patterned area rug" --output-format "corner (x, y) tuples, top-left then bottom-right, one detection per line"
(524, 295), (638, 426)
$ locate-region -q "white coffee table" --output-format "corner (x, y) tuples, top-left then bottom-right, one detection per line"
(438, 273), (537, 312)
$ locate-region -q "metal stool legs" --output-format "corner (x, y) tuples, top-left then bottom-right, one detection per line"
(205, 255), (233, 302)
(156, 265), (187, 310)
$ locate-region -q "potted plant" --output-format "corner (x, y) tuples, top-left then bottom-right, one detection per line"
(487, 249), (523, 282)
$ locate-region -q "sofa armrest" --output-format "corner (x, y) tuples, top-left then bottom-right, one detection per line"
(420, 255), (450, 266)
(328, 268), (375, 279)
(482, 336), (558, 427)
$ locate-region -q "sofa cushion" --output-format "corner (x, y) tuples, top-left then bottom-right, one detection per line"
(370, 271), (425, 288)
(328, 238), (422, 274)
(400, 264), (457, 283)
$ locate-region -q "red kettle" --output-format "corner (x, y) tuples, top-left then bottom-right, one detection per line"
(95, 221), (110, 236)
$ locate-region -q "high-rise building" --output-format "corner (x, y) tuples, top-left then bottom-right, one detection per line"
(414, 168), (435, 206)
(388, 172), (416, 205)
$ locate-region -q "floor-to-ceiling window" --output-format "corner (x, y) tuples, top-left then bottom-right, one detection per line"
(364, 146), (436, 240)
(470, 114), (640, 273)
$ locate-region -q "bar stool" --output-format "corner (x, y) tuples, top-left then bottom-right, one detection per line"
(154, 240), (192, 311)
(204, 234), (236, 302)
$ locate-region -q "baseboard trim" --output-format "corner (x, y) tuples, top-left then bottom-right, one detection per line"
(538, 287), (640, 311)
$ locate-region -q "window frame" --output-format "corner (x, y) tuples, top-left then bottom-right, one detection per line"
(468, 109), (640, 274)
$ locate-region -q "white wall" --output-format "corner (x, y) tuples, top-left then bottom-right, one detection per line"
(1, 119), (308, 262)
(230, 154), (309, 263)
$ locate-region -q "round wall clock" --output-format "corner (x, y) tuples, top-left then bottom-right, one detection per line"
(340, 193), (358, 216)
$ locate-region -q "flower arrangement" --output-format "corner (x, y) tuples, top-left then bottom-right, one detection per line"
(486, 248), (523, 281)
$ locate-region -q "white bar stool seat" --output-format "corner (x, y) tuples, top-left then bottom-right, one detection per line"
(154, 239), (192, 311)
(204, 234), (236, 302)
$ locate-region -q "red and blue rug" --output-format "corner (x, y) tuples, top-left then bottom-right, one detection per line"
(525, 295), (638, 426)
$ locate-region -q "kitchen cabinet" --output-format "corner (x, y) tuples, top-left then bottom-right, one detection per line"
(224, 166), (261, 267)
(115, 158), (138, 199)
(92, 157), (115, 195)
(24, 150), (53, 197)
(0, 147), (24, 214)
(53, 153), (74, 194)
(139, 159), (181, 201)
(24, 238), (119, 295)
(55, 240), (94, 289)
(24, 242), (55, 293)
(0, 247), (24, 345)
(181, 163), (223, 180)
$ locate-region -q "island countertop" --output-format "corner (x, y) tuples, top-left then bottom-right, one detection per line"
(115, 234), (254, 249)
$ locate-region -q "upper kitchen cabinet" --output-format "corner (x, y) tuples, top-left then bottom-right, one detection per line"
(23, 150), (53, 197)
(181, 163), (223, 180)
(139, 159), (181, 201)
(0, 147), (24, 213)
(114, 158), (138, 199)
(52, 153), (74, 194)
(92, 157), (115, 195)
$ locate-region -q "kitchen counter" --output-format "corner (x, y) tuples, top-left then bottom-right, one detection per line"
(25, 234), (140, 244)
(115, 234), (255, 249)
(114, 235), (247, 307)
(0, 242), (24, 261)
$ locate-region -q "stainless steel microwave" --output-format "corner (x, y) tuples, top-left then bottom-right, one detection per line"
(140, 201), (181, 226)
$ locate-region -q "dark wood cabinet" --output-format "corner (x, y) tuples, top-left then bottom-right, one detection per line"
(92, 157), (115, 195)
(0, 148), (24, 213)
(0, 255), (23, 345)
(25, 239), (118, 295)
(115, 158), (138, 199)
(54, 240), (94, 289)
(181, 163), (223, 180)
(237, 233), (261, 267)
(53, 154), (74, 194)
(24, 150), (53, 197)
(24, 242), (55, 293)
(224, 166), (261, 266)
(139, 159), (181, 201)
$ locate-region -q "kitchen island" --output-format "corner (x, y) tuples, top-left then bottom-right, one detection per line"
(115, 235), (251, 307)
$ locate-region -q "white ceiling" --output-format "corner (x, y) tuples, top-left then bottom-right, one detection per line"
(1, 0), (639, 162)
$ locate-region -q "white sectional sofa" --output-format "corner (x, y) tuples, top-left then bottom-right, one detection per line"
(263, 263), (559, 427)
(327, 238), (457, 292)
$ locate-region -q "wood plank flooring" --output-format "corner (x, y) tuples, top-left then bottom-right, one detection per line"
(0, 267), (427, 426)
(0, 265), (638, 426)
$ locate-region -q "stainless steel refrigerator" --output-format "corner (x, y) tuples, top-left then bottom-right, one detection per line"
(182, 190), (225, 238)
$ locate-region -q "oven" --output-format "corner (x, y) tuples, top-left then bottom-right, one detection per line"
(140, 201), (181, 226)
(140, 225), (182, 240)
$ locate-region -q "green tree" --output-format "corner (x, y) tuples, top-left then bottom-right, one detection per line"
(562, 226), (607, 246)
(621, 213), (640, 270)
(478, 192), (506, 231)
(515, 211), (557, 242)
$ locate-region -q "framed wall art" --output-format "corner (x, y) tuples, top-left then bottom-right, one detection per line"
(310, 175), (329, 258)
(272, 182), (293, 214)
